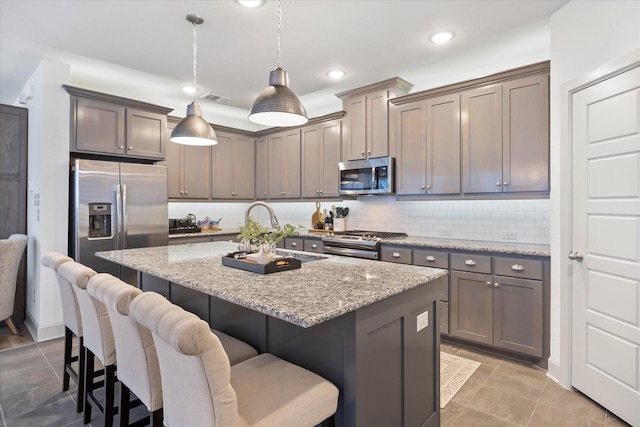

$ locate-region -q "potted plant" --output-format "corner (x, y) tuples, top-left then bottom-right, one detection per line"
(237, 218), (301, 261)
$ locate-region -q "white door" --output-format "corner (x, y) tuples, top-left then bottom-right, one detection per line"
(571, 64), (640, 427)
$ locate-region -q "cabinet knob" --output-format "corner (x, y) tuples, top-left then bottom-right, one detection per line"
(264, 192), (267, 197)
(426, 185), (431, 189)
(425, 256), (436, 262)
(511, 264), (524, 271)
(496, 182), (502, 186)
(292, 242), (297, 247)
(180, 190), (185, 195)
(503, 182), (509, 186)
(319, 190), (323, 194)
(494, 282), (500, 288)
(392, 252), (401, 258)
(119, 145), (124, 149)
(184, 191), (188, 195)
(421, 185), (425, 189)
(361, 151), (365, 156)
(312, 244), (318, 249)
(128, 146), (133, 150)
(465, 259), (476, 266)
(367, 150), (371, 155)
(485, 281), (491, 287)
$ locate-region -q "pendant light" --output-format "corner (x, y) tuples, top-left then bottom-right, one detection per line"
(248, 0), (308, 127)
(171, 14), (217, 146)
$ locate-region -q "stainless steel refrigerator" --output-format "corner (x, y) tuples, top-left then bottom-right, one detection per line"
(70, 158), (168, 284)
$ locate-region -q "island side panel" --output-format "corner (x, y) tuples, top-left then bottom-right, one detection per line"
(209, 296), (268, 354)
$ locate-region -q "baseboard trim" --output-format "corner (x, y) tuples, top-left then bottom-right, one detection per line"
(546, 359), (571, 389)
(25, 311), (65, 342)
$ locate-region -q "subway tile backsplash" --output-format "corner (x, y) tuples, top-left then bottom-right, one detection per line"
(169, 198), (550, 245)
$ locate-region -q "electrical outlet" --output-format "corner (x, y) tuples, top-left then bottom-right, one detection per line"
(417, 311), (429, 332)
(439, 229), (452, 237)
(501, 232), (517, 241)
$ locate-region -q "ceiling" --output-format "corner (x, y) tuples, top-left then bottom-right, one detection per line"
(0, 0), (568, 131)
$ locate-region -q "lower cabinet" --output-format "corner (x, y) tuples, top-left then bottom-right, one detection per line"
(283, 237), (323, 253)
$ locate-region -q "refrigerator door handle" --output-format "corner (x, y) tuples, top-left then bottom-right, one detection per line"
(116, 184), (123, 249)
(122, 184), (128, 247)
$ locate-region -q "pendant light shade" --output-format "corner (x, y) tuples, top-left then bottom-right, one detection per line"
(171, 14), (217, 146)
(249, 67), (308, 126)
(248, 0), (307, 127)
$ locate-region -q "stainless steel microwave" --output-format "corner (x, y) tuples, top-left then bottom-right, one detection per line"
(339, 156), (395, 195)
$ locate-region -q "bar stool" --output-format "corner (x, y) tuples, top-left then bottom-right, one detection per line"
(130, 291), (339, 427)
(41, 252), (84, 413)
(58, 261), (117, 426)
(0, 234), (28, 335)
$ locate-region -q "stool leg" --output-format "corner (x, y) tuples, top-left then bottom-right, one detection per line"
(83, 349), (94, 424)
(63, 327), (72, 391)
(119, 382), (130, 427)
(151, 408), (163, 427)
(77, 338), (85, 413)
(104, 364), (116, 427)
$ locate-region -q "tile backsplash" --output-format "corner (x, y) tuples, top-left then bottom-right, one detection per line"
(169, 198), (550, 245)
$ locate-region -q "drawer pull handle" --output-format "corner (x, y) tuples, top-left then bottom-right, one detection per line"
(291, 242), (297, 246)
(425, 256), (436, 262)
(511, 264), (524, 271)
(311, 244), (318, 249)
(392, 252), (401, 258)
(465, 259), (476, 266)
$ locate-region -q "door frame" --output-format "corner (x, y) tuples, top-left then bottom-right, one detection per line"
(555, 48), (640, 388)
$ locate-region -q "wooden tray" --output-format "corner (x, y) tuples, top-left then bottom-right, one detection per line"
(221, 252), (301, 274)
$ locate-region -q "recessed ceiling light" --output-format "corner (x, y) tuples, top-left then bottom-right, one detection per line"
(327, 70), (346, 79)
(429, 30), (456, 44)
(236, 0), (264, 7)
(182, 86), (197, 95)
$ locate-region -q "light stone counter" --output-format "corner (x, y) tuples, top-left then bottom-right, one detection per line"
(380, 236), (550, 257)
(96, 241), (448, 328)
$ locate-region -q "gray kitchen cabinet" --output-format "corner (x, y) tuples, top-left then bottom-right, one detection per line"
(337, 77), (413, 161)
(301, 120), (342, 198)
(267, 129), (301, 199)
(168, 235), (213, 245)
(65, 85), (170, 160)
(303, 238), (324, 253)
(393, 94), (461, 195)
(284, 237), (304, 251)
(211, 131), (255, 200)
(161, 119), (210, 199)
(255, 136), (268, 200)
(450, 270), (494, 345)
(379, 246), (412, 264)
(462, 73), (549, 194)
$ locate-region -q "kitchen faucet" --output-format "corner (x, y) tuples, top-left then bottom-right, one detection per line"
(240, 201), (280, 251)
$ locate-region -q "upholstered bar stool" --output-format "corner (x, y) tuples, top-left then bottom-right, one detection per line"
(41, 251), (85, 413)
(0, 234), (28, 335)
(130, 291), (339, 427)
(58, 261), (117, 426)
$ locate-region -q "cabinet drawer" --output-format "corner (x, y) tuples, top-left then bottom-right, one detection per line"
(285, 238), (304, 251)
(450, 253), (492, 273)
(304, 239), (324, 253)
(413, 249), (449, 269)
(380, 246), (412, 264)
(494, 257), (542, 280)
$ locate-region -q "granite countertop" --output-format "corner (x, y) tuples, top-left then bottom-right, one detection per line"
(382, 236), (551, 257)
(168, 228), (241, 239)
(96, 242), (447, 328)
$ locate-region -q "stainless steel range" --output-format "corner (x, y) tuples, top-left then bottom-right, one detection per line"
(322, 230), (408, 260)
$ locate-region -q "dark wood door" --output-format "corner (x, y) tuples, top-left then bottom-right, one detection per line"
(0, 104), (28, 324)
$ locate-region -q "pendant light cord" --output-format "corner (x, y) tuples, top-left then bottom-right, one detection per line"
(192, 20), (198, 101)
(276, 0), (281, 68)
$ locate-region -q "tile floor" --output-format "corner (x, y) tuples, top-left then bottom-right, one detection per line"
(0, 327), (632, 427)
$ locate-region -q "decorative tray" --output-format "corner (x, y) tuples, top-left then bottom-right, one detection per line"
(221, 252), (301, 275)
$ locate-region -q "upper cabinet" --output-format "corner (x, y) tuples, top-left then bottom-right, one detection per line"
(255, 136), (268, 200)
(267, 129), (301, 199)
(337, 77), (413, 161)
(64, 85), (171, 160)
(161, 119), (211, 200)
(393, 94), (461, 195)
(462, 73), (549, 194)
(301, 120), (342, 198)
(211, 131), (255, 200)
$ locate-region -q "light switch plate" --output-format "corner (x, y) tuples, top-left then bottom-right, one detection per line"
(417, 311), (429, 332)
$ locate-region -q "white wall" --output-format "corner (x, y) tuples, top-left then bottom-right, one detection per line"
(548, 0), (640, 386)
(20, 59), (71, 341)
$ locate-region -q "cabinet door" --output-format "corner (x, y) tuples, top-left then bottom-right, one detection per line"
(426, 93), (461, 194)
(234, 135), (255, 199)
(267, 133), (285, 198)
(301, 126), (321, 198)
(182, 145), (210, 199)
(502, 74), (549, 192)
(395, 102), (426, 195)
(493, 275), (543, 357)
(211, 133), (234, 198)
(255, 136), (268, 200)
(319, 121), (341, 198)
(283, 130), (301, 198)
(163, 138), (183, 198)
(462, 85), (503, 193)
(126, 108), (167, 160)
(75, 97), (125, 155)
(449, 270), (493, 345)
(367, 89), (390, 159)
(344, 94), (367, 160)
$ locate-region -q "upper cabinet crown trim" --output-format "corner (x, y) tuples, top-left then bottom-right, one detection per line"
(336, 77), (414, 100)
(63, 85), (173, 115)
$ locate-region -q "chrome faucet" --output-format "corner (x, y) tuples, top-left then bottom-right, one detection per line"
(240, 201), (280, 251)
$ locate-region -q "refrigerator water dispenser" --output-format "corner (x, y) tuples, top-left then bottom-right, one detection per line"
(88, 203), (112, 239)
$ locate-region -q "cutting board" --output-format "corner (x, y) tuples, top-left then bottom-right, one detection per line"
(311, 202), (322, 226)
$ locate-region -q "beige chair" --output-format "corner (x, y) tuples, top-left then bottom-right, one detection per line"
(0, 234), (28, 335)
(87, 273), (259, 427)
(41, 251), (84, 413)
(58, 261), (117, 426)
(130, 291), (339, 427)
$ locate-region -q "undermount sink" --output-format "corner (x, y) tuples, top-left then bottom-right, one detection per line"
(275, 249), (327, 263)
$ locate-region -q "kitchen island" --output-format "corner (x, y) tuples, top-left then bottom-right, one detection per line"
(96, 242), (447, 427)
